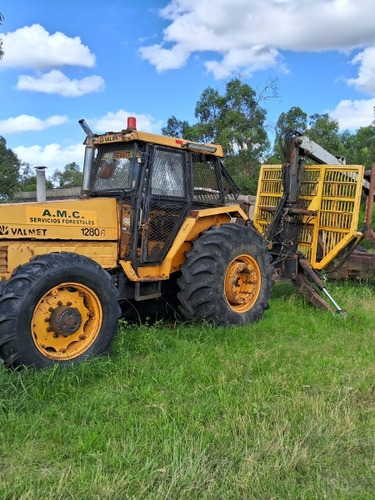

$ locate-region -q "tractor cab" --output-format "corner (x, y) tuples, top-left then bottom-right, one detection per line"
(81, 117), (238, 204)
(80, 118), (240, 265)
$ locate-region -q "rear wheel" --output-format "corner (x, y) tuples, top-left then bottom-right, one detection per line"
(177, 224), (273, 325)
(0, 252), (121, 369)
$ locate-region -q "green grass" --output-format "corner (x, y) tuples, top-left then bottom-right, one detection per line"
(1, 281), (375, 499)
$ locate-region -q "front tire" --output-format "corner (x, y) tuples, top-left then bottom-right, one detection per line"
(177, 224), (273, 325)
(0, 252), (121, 369)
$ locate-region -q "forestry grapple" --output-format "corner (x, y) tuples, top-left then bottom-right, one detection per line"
(253, 130), (375, 310)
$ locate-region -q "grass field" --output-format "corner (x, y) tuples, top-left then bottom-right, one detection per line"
(1, 280), (375, 499)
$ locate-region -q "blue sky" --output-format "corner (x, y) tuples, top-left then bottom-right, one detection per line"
(1, 0), (375, 175)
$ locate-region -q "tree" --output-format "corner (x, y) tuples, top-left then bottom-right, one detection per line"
(340, 109), (375, 168)
(17, 164), (37, 192)
(307, 113), (343, 155)
(0, 136), (21, 201)
(275, 106), (308, 137)
(17, 163), (54, 192)
(162, 116), (193, 139)
(271, 108), (346, 163)
(163, 77), (276, 193)
(270, 106), (308, 163)
(341, 126), (375, 169)
(52, 162), (83, 188)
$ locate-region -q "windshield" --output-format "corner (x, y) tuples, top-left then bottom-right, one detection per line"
(92, 145), (137, 191)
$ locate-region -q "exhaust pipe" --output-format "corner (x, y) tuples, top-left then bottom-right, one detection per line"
(79, 119), (96, 198)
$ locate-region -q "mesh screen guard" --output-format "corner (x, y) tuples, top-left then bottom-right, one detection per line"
(253, 164), (364, 270)
(141, 147), (188, 263)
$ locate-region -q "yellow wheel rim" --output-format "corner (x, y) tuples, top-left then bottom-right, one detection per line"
(224, 254), (262, 313)
(32, 282), (102, 361)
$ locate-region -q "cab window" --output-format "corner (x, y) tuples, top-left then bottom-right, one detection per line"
(150, 147), (186, 198)
(93, 146), (135, 191)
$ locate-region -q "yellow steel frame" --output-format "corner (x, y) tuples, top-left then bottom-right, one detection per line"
(120, 205), (248, 281)
(253, 164), (364, 270)
(0, 241), (119, 280)
(91, 129), (225, 158)
(0, 203), (248, 281)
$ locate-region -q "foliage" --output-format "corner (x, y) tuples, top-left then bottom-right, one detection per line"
(341, 114), (375, 169)
(1, 75), (374, 200)
(52, 162), (83, 188)
(276, 105), (308, 136)
(1, 281), (375, 498)
(163, 77), (276, 194)
(0, 136), (80, 200)
(162, 115), (198, 140)
(0, 136), (21, 201)
(270, 107), (375, 169)
(307, 113), (343, 154)
(270, 110), (342, 163)
(17, 164), (36, 192)
(16, 163), (53, 192)
(270, 106), (308, 163)
(162, 81), (375, 194)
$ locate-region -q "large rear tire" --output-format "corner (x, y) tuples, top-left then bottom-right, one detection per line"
(0, 252), (121, 369)
(177, 224), (273, 325)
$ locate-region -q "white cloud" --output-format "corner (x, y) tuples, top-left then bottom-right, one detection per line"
(1, 24), (96, 70)
(139, 0), (375, 78)
(205, 46), (284, 79)
(94, 110), (163, 134)
(139, 43), (190, 72)
(17, 70), (105, 97)
(328, 97), (375, 130)
(0, 114), (68, 134)
(347, 45), (375, 94)
(13, 143), (85, 172)
(11, 111), (163, 172)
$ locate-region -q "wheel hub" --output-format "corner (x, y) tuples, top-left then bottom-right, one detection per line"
(224, 254), (261, 313)
(225, 262), (251, 305)
(32, 281), (103, 361)
(49, 305), (82, 336)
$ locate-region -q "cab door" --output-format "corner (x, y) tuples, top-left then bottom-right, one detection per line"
(139, 146), (190, 263)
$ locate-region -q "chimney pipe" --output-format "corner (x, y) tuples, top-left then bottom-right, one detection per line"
(35, 166), (47, 202)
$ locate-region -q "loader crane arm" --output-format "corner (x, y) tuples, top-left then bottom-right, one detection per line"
(282, 130), (370, 204)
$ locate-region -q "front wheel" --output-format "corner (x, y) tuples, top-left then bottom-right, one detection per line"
(177, 224), (273, 325)
(0, 252), (121, 369)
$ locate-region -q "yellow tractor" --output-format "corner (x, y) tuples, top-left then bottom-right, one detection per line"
(0, 121), (372, 369)
(0, 118), (274, 368)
